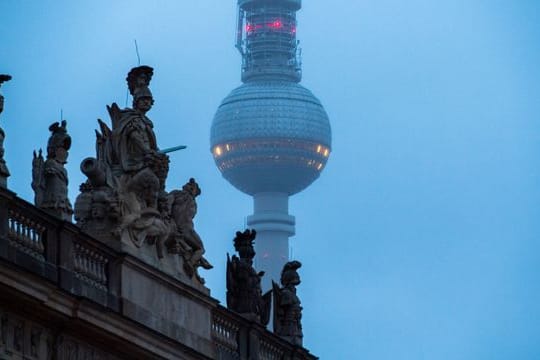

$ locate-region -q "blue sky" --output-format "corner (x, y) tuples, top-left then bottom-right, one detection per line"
(2, 1), (540, 358)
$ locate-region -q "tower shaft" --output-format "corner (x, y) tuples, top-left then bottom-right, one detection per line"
(247, 192), (295, 289)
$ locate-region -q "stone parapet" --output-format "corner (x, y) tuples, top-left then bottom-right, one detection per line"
(0, 188), (317, 359)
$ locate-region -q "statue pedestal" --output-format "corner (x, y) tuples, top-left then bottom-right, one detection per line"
(81, 219), (210, 294)
(113, 254), (217, 358)
(118, 239), (210, 294)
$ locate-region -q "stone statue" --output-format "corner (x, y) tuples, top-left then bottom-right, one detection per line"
(32, 121), (73, 221)
(75, 66), (169, 258)
(74, 66), (211, 285)
(109, 66), (170, 258)
(273, 261), (303, 346)
(226, 229), (271, 324)
(168, 178), (212, 283)
(0, 74), (12, 188)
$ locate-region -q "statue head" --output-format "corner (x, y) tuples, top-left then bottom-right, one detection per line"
(233, 229), (257, 262)
(182, 178), (201, 198)
(133, 86), (154, 114)
(281, 260), (301, 287)
(127, 66), (155, 113)
(47, 120), (71, 164)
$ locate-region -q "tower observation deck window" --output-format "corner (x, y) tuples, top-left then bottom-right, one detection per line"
(212, 139), (330, 173)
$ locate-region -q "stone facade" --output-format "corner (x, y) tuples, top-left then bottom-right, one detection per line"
(0, 185), (317, 359)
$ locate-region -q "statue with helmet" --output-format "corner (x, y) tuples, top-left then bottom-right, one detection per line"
(273, 260), (304, 346)
(226, 229), (271, 324)
(32, 120), (73, 221)
(74, 66), (211, 285)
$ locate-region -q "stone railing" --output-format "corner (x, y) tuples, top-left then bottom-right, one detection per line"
(0, 188), (118, 308)
(212, 310), (240, 359)
(212, 306), (317, 360)
(73, 241), (109, 291)
(7, 208), (46, 261)
(260, 336), (285, 360)
(0, 188), (317, 360)
(212, 312), (240, 351)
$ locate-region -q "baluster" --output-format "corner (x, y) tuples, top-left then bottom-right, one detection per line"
(73, 244), (80, 271)
(94, 255), (101, 283)
(87, 252), (94, 281)
(87, 249), (93, 279)
(91, 253), (98, 282)
(25, 221), (30, 249)
(78, 249), (84, 273)
(36, 228), (44, 253)
(15, 218), (21, 243)
(89, 250), (96, 282)
(20, 221), (28, 247)
(26, 222), (33, 249)
(22, 219), (30, 248)
(81, 248), (88, 275)
(30, 227), (36, 250)
(7, 217), (13, 236)
(29, 223), (37, 252)
(17, 216), (23, 244)
(95, 254), (102, 284)
(100, 257), (108, 285)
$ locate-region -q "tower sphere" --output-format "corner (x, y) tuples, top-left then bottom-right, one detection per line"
(210, 81), (331, 196)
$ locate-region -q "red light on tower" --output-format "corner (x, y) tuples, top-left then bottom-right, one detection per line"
(246, 23), (254, 32)
(268, 20), (283, 29)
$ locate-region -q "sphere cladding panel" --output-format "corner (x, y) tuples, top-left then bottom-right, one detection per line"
(210, 81), (331, 196)
(211, 82), (331, 145)
(221, 161), (322, 195)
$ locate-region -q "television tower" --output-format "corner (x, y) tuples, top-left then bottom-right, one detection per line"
(211, 0), (331, 290)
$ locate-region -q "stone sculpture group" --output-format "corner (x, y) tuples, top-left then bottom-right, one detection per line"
(72, 65), (212, 284)
(2, 67), (304, 346)
(226, 229), (304, 345)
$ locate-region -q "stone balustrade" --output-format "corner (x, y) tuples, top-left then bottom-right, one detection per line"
(212, 310), (240, 357)
(7, 208), (46, 261)
(260, 336), (285, 360)
(73, 242), (108, 291)
(0, 188), (317, 360)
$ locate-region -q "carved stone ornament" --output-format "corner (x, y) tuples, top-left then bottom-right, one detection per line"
(56, 335), (119, 360)
(226, 229), (271, 324)
(167, 178), (213, 283)
(0, 309), (53, 359)
(273, 260), (303, 346)
(32, 120), (73, 221)
(74, 66), (211, 285)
